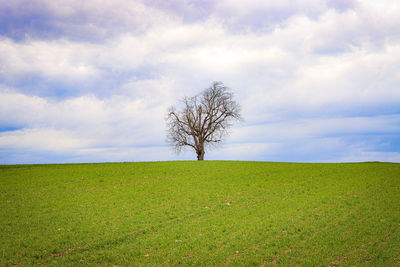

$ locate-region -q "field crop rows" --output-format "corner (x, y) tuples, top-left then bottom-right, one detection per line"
(0, 161), (399, 265)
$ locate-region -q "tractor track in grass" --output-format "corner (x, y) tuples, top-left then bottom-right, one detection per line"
(267, 179), (391, 265)
(222, 179), (388, 266)
(2, 162), (398, 266)
(327, 225), (400, 266)
(42, 184), (338, 263)
(221, 189), (366, 265)
(41, 198), (257, 263)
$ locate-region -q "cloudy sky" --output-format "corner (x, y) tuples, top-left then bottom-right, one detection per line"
(0, 0), (399, 164)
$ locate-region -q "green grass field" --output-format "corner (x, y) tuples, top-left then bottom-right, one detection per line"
(1, 161), (399, 266)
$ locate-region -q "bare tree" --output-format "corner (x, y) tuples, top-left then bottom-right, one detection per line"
(166, 81), (242, 160)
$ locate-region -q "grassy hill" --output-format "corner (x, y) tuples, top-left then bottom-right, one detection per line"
(1, 161), (399, 265)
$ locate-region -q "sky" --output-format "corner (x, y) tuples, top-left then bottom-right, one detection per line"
(0, 0), (399, 164)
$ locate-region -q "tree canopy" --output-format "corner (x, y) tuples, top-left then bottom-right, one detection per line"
(166, 81), (242, 160)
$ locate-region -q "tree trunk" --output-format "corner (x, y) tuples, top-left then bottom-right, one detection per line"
(197, 143), (205, 161)
(197, 151), (205, 160)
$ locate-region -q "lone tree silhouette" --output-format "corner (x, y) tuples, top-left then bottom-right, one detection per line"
(166, 81), (242, 160)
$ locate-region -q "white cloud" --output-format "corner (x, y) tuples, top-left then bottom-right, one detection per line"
(337, 151), (400, 163)
(0, 38), (98, 82)
(231, 115), (400, 143)
(0, 128), (90, 152)
(0, 88), (168, 149)
(0, 0), (179, 39)
(212, 0), (327, 32)
(207, 142), (280, 161)
(0, 0), (399, 163)
(359, 0), (400, 11)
